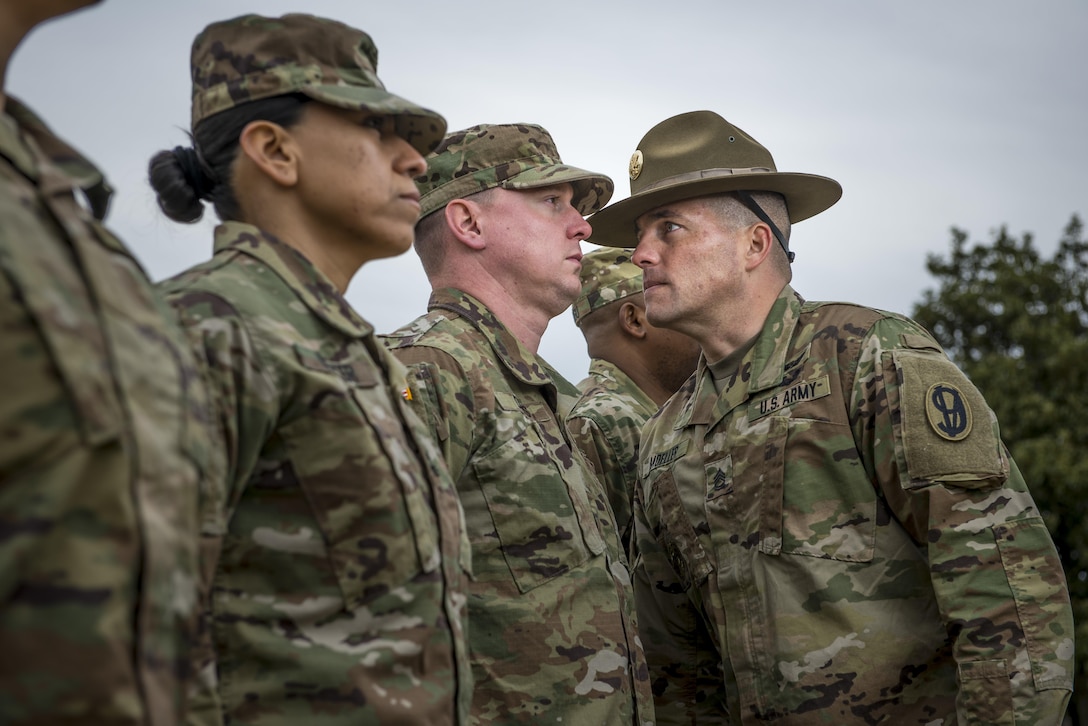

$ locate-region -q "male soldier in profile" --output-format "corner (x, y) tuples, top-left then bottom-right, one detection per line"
(384, 124), (653, 725)
(0, 0), (217, 723)
(589, 110), (1074, 724)
(567, 246), (700, 555)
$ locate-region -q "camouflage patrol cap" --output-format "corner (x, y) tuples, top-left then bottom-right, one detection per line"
(189, 13), (446, 154)
(572, 247), (643, 327)
(416, 123), (614, 220)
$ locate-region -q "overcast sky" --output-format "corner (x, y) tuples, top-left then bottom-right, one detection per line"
(10, 0), (1086, 383)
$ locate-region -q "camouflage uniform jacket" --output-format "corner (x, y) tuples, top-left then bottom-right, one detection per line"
(383, 288), (654, 726)
(0, 99), (215, 725)
(568, 358), (659, 559)
(633, 284), (1074, 725)
(158, 222), (472, 726)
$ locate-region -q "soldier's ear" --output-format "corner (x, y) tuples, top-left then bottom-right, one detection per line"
(237, 120), (298, 188)
(445, 199), (486, 250)
(619, 301), (648, 339)
(744, 221), (774, 272)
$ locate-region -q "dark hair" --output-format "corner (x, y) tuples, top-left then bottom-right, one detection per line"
(148, 94), (310, 224)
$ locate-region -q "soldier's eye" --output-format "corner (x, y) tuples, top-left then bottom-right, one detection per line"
(360, 114), (389, 133)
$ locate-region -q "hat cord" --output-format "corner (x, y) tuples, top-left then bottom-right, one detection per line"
(735, 190), (795, 263)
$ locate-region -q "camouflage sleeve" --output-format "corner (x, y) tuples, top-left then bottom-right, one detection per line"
(387, 345), (476, 481)
(567, 413), (634, 556)
(853, 319), (1074, 724)
(167, 291), (280, 505)
(631, 484), (729, 725)
(161, 290), (281, 726)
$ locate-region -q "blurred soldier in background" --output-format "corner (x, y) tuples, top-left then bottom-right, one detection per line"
(0, 0), (217, 723)
(567, 245), (700, 555)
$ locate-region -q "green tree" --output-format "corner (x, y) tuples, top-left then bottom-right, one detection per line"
(913, 214), (1088, 723)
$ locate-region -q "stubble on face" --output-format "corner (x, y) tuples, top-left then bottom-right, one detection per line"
(635, 197), (745, 342)
(482, 184), (587, 319)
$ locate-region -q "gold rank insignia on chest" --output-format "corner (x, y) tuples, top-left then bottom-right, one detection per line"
(748, 374), (831, 421)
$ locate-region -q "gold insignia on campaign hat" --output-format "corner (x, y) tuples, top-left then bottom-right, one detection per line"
(590, 110), (842, 247)
(629, 150), (644, 181)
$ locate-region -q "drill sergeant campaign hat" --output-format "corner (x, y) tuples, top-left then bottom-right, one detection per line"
(189, 13), (447, 154)
(416, 123), (614, 221)
(589, 110), (842, 257)
(572, 247), (643, 327)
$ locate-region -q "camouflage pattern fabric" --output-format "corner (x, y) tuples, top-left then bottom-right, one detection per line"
(190, 13), (446, 153)
(633, 284), (1074, 724)
(383, 288), (654, 726)
(571, 247), (644, 326)
(157, 222), (471, 726)
(415, 123), (613, 220)
(567, 359), (659, 559)
(0, 98), (216, 724)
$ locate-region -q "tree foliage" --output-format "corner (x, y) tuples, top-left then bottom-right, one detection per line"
(913, 215), (1088, 721)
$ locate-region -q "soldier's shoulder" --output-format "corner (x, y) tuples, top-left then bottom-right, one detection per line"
(568, 383), (607, 420)
(570, 382), (638, 420)
(157, 255), (295, 337)
(163, 251), (301, 311)
(157, 256), (238, 309)
(802, 300), (933, 344)
(803, 299), (889, 325)
(158, 253), (240, 298)
(383, 310), (476, 353)
(381, 311), (443, 347)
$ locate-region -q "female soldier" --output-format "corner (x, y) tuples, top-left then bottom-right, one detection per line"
(148, 14), (470, 726)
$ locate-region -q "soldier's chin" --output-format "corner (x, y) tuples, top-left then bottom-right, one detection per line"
(644, 305), (674, 330)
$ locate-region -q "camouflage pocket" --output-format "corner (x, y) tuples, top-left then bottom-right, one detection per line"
(994, 517), (1076, 693)
(0, 232), (123, 449)
(957, 659), (1015, 725)
(470, 390), (602, 594)
(643, 469), (713, 591)
(283, 344), (440, 609)
(350, 385), (442, 576)
(765, 416), (876, 562)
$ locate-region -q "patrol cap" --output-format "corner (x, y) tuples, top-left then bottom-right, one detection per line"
(189, 13), (446, 154)
(572, 247), (643, 327)
(416, 123), (614, 221)
(589, 110), (842, 246)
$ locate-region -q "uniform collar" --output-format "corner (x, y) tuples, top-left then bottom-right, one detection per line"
(212, 221), (374, 338)
(427, 287), (558, 389)
(588, 358), (658, 416)
(0, 96), (113, 220)
(676, 284), (807, 429)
